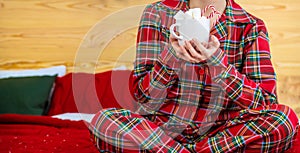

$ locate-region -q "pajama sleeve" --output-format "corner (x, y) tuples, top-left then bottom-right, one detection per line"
(208, 20), (277, 109)
(132, 4), (182, 113)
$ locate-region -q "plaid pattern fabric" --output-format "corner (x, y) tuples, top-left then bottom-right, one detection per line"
(90, 104), (298, 152)
(89, 0), (299, 152)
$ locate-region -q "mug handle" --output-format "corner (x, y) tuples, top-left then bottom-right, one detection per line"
(170, 23), (183, 40)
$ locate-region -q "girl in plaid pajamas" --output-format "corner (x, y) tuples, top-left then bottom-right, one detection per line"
(90, 0), (299, 152)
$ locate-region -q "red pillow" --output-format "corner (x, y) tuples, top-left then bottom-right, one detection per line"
(47, 70), (137, 115)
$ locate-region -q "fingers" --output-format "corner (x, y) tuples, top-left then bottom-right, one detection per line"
(209, 35), (220, 48)
(171, 35), (220, 63)
(190, 39), (209, 57)
(170, 34), (199, 63)
(184, 40), (205, 61)
(201, 42), (208, 48)
(170, 34), (182, 54)
(169, 33), (177, 42)
(169, 35), (219, 63)
(178, 42), (198, 63)
(170, 34), (179, 46)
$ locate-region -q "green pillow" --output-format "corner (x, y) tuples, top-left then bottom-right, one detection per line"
(0, 75), (56, 115)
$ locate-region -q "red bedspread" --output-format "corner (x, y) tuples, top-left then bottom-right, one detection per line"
(0, 114), (98, 153)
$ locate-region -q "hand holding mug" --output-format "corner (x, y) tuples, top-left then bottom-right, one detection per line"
(170, 34), (220, 63)
(170, 34), (199, 63)
(187, 35), (220, 62)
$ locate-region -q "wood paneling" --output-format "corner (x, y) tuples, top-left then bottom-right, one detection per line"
(0, 0), (155, 72)
(0, 0), (300, 115)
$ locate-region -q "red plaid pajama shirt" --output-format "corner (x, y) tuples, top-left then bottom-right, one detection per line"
(89, 0), (299, 152)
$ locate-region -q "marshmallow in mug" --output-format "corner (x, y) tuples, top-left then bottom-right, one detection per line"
(170, 8), (210, 46)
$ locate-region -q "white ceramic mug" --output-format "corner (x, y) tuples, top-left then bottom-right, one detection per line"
(170, 18), (210, 46)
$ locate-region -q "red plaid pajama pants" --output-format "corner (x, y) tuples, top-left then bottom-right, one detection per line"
(89, 104), (298, 153)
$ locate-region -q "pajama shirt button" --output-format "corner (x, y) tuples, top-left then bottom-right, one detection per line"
(199, 69), (205, 75)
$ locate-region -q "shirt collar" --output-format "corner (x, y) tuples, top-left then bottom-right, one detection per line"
(162, 0), (256, 24)
(225, 0), (256, 24)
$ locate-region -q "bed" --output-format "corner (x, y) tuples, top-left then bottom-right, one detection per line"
(0, 67), (299, 152)
(0, 67), (135, 153)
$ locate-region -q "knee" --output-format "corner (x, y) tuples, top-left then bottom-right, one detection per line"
(269, 104), (299, 136)
(90, 108), (130, 126)
(273, 104), (298, 127)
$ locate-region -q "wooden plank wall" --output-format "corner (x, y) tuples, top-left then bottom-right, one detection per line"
(0, 0), (300, 115)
